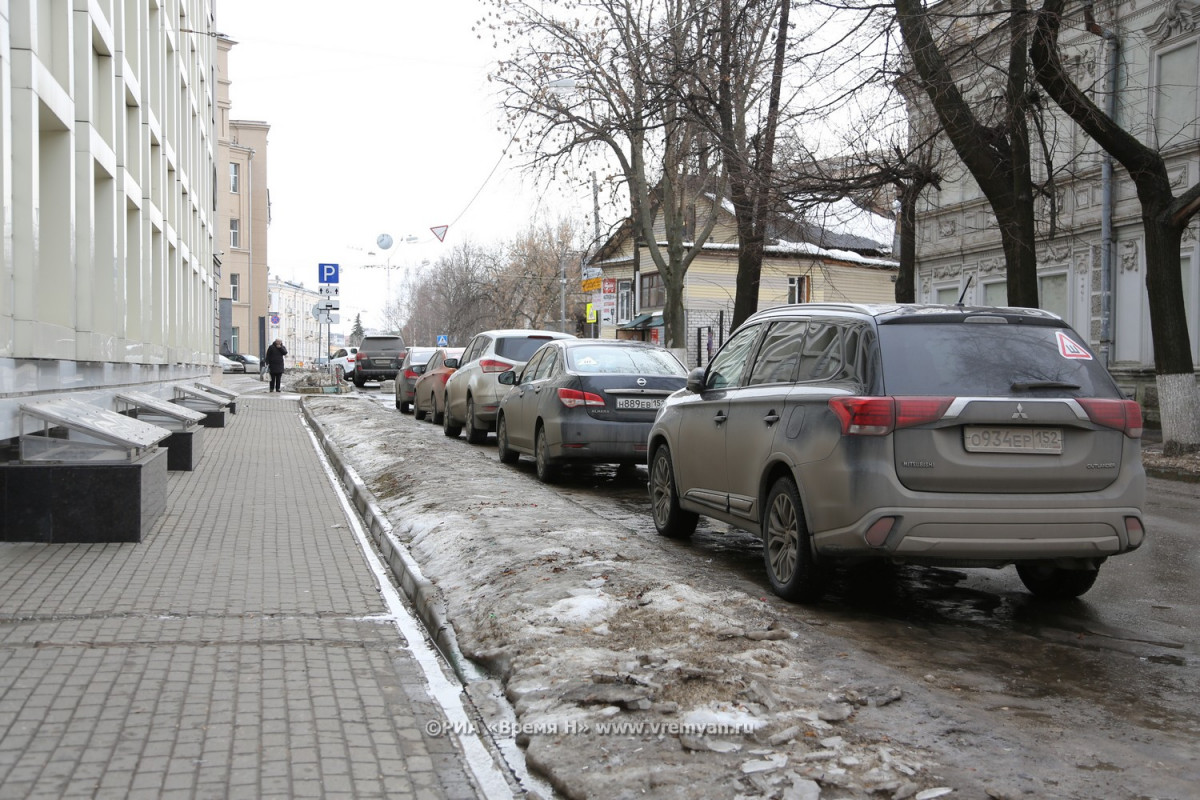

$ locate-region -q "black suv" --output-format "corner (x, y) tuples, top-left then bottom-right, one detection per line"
(353, 334), (407, 388)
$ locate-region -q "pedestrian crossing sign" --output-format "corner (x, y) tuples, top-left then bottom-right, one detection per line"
(437, 334), (449, 347)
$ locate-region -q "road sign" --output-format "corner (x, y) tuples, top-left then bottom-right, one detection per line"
(318, 285), (340, 296)
(318, 263), (340, 284)
(436, 334), (449, 347)
(319, 299), (340, 310)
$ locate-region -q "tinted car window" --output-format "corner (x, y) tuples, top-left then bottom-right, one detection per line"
(706, 324), (762, 390)
(795, 322), (846, 381)
(747, 320), (808, 386)
(363, 336), (405, 355)
(568, 346), (687, 375)
(877, 322), (1120, 397)
(534, 349), (558, 380)
(519, 349), (548, 383)
(496, 335), (558, 362)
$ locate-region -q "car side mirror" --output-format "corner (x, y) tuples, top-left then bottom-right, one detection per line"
(686, 367), (706, 394)
(498, 370), (516, 386)
(415, 366), (426, 375)
(444, 358), (459, 369)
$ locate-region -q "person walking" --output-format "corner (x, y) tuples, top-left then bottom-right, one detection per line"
(264, 339), (288, 393)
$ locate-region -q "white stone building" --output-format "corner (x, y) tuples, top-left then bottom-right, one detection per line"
(0, 1), (220, 441)
(267, 278), (325, 367)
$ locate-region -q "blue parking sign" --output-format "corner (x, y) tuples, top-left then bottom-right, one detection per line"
(318, 263), (339, 284)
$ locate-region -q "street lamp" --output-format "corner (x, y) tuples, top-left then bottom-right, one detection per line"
(368, 233), (419, 299)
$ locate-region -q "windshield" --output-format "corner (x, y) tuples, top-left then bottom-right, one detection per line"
(877, 322), (1120, 398)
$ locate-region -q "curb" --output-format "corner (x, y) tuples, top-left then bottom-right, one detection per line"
(300, 400), (470, 683)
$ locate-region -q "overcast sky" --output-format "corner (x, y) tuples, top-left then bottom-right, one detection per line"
(216, 1), (591, 334)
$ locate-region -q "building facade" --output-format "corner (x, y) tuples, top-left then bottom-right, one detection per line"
(267, 278), (324, 367)
(909, 0), (1200, 395)
(0, 1), (219, 442)
(216, 35), (269, 360)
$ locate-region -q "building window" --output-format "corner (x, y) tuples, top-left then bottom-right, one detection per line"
(1154, 40), (1198, 146)
(231, 328), (240, 354)
(640, 272), (666, 309)
(1039, 273), (1068, 320)
(617, 280), (633, 323)
(230, 162), (240, 194)
(935, 285), (960, 305)
(230, 273), (241, 302)
(982, 281), (1007, 307)
(788, 275), (809, 304)
(230, 218), (240, 249)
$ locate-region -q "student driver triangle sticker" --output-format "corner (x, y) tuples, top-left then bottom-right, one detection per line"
(1056, 331), (1093, 359)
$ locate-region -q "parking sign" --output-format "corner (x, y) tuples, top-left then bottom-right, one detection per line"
(318, 263), (339, 284)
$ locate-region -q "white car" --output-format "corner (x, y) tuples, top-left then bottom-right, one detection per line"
(330, 347), (359, 382)
(218, 354), (241, 373)
(442, 329), (575, 443)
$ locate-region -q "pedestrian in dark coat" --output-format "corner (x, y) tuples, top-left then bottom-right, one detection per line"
(265, 339), (288, 392)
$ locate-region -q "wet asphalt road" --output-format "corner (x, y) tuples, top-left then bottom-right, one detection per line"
(362, 385), (1199, 788)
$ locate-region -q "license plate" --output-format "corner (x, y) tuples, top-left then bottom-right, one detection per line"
(963, 426), (1063, 454)
(616, 397), (663, 410)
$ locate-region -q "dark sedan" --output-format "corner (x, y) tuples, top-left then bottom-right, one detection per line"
(394, 347), (437, 413)
(495, 339), (688, 482)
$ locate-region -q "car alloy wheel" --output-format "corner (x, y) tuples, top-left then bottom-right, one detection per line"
(534, 426), (558, 483)
(762, 477), (825, 603)
(442, 396), (462, 437)
(465, 397), (488, 444)
(497, 415), (519, 465)
(649, 445), (697, 539)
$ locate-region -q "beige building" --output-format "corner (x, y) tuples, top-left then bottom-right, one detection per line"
(589, 198), (898, 367)
(216, 36), (270, 360)
(0, 1), (219, 441)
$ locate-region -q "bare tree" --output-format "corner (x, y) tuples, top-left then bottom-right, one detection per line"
(482, 0), (726, 348)
(1032, 0), (1200, 453)
(892, 0), (1041, 307)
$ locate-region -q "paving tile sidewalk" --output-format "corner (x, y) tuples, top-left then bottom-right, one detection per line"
(0, 392), (492, 799)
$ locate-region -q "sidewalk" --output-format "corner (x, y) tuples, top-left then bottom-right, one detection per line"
(0, 383), (510, 799)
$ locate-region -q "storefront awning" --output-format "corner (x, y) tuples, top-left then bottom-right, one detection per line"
(617, 311), (663, 330)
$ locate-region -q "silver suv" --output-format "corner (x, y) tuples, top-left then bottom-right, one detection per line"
(443, 329), (575, 443)
(647, 304), (1146, 602)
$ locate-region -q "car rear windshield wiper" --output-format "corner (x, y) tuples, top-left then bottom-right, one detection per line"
(1011, 380), (1081, 391)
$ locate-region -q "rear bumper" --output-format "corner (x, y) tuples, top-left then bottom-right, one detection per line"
(547, 419), (652, 464)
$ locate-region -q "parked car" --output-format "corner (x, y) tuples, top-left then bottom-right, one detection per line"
(647, 303), (1146, 603)
(394, 347), (438, 413)
(353, 335), (407, 388)
(218, 354), (241, 373)
(412, 348), (465, 423)
(225, 353), (260, 374)
(442, 329), (576, 443)
(331, 347), (359, 382)
(495, 340), (688, 482)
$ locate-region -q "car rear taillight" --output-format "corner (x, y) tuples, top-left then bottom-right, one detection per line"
(829, 396), (953, 436)
(558, 388), (606, 408)
(404, 369), (419, 380)
(479, 359), (511, 373)
(355, 352), (365, 363)
(1078, 398), (1143, 438)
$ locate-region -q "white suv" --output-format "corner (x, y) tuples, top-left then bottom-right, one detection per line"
(330, 347), (358, 382)
(443, 329), (575, 443)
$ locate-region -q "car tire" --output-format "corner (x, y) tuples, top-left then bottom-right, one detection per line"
(1016, 562), (1099, 599)
(414, 400), (427, 421)
(442, 396), (462, 437)
(465, 396), (487, 444)
(431, 393), (446, 425)
(497, 415), (519, 465)
(762, 477), (826, 603)
(534, 426), (558, 483)
(353, 374), (366, 388)
(649, 445), (698, 539)
(399, 400), (411, 414)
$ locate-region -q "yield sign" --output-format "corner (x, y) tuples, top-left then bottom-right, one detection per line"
(430, 225), (449, 242)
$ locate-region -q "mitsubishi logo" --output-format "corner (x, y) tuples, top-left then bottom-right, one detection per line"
(636, 378), (647, 387)
(1012, 403), (1029, 420)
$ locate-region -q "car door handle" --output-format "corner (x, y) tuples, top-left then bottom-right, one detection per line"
(763, 411), (780, 425)
(713, 411), (727, 426)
